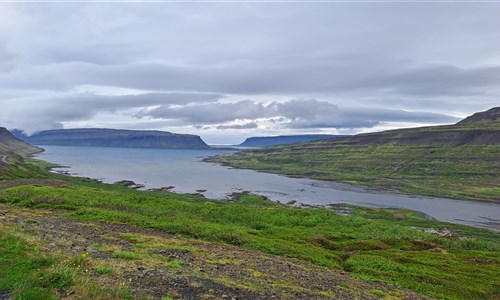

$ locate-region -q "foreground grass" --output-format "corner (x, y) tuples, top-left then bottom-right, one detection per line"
(1, 184), (499, 299)
(0, 224), (130, 300)
(209, 143), (500, 202)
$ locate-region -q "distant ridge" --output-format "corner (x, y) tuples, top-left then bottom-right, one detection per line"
(238, 134), (344, 147)
(13, 128), (212, 150)
(456, 107), (500, 125)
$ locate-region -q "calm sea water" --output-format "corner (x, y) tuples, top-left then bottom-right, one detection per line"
(35, 145), (500, 231)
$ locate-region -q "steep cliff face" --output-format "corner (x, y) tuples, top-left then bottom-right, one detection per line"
(13, 128), (212, 150)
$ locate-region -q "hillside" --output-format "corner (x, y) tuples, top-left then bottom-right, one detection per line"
(0, 127), (47, 180)
(457, 106), (500, 125)
(0, 127), (41, 157)
(238, 134), (343, 147)
(208, 107), (500, 201)
(13, 128), (211, 150)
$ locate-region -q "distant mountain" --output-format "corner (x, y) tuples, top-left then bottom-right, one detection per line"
(13, 128), (212, 150)
(0, 127), (41, 157)
(238, 135), (344, 147)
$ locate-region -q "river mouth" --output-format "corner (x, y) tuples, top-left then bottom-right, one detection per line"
(34, 145), (500, 231)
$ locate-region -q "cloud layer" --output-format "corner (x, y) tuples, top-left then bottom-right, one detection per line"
(0, 3), (498, 143)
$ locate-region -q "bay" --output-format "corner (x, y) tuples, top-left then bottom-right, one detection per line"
(35, 145), (500, 231)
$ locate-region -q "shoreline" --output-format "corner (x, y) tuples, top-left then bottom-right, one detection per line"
(203, 156), (500, 204)
(32, 147), (500, 232)
(44, 168), (500, 232)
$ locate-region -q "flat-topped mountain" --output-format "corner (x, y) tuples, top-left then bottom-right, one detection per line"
(238, 134), (344, 147)
(13, 128), (212, 150)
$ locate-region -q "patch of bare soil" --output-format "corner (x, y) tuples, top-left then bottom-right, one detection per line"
(0, 204), (428, 300)
(0, 179), (72, 190)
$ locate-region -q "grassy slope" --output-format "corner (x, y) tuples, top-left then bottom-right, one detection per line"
(0, 224), (130, 300)
(0, 127), (46, 180)
(0, 128), (41, 158)
(1, 182), (499, 299)
(208, 123), (500, 202)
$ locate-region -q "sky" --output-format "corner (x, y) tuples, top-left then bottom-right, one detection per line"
(0, 2), (499, 144)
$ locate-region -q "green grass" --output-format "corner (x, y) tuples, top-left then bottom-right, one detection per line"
(96, 267), (113, 275)
(112, 251), (146, 260)
(210, 143), (500, 202)
(0, 184), (498, 299)
(0, 225), (133, 300)
(0, 227), (75, 299)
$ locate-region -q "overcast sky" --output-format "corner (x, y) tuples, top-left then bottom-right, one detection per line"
(0, 2), (499, 144)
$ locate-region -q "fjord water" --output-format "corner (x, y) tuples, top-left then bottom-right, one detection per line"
(36, 145), (500, 231)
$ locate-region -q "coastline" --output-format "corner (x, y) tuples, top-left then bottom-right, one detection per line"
(30, 148), (500, 232)
(203, 155), (500, 204)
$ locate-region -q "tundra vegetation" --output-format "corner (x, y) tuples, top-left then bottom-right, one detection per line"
(0, 167), (499, 299)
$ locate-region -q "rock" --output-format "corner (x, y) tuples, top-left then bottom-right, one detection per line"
(114, 180), (145, 189)
(412, 227), (457, 238)
(114, 180), (137, 187)
(394, 213), (405, 220)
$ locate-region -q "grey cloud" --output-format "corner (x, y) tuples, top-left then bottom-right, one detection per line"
(0, 92), (222, 134)
(1, 3), (500, 99)
(2, 60), (499, 102)
(138, 100), (269, 124)
(0, 42), (16, 72)
(0, 3), (498, 140)
(371, 64), (500, 97)
(285, 107), (460, 129)
(215, 122), (258, 130)
(140, 99), (459, 130)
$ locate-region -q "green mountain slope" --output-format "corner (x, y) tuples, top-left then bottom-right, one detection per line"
(0, 127), (48, 180)
(208, 107), (500, 201)
(0, 127), (41, 157)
